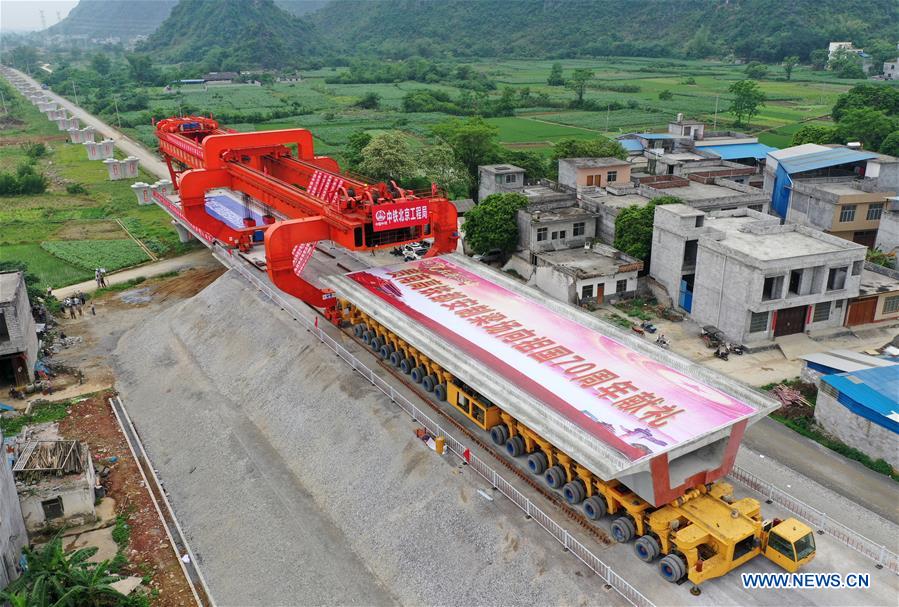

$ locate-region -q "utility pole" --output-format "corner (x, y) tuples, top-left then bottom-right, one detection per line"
(71, 81), (79, 106)
(606, 103), (611, 132)
(0, 87), (7, 115)
(713, 95), (719, 130)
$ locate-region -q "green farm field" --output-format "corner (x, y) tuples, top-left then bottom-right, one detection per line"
(0, 80), (198, 289)
(117, 57), (872, 158)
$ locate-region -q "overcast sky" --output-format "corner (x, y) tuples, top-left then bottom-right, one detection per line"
(1, 0), (79, 32)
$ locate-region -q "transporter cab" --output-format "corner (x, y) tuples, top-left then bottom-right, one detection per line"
(326, 255), (816, 587)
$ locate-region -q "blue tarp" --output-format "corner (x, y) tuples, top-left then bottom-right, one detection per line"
(821, 365), (899, 434)
(778, 148), (878, 175)
(618, 139), (644, 153)
(205, 193), (265, 229)
(771, 162), (793, 218)
(702, 143), (778, 160)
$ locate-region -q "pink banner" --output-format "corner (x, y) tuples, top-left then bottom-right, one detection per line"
(371, 200), (429, 232)
(348, 257), (756, 461)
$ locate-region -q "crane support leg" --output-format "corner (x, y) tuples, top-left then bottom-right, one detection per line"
(265, 216), (334, 308)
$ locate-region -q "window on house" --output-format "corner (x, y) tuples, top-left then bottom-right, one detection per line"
(0, 312), (8, 342)
(827, 267), (847, 291)
(695, 216), (704, 228)
(558, 230), (566, 239)
(505, 174), (516, 184)
(884, 295), (899, 314)
(607, 171), (618, 183)
(586, 175), (595, 186)
(536, 227), (547, 242)
(581, 284), (594, 299)
(788, 269), (803, 295)
(835, 299), (844, 311)
(867, 203), (883, 221)
(762, 275), (784, 301)
(616, 279), (628, 293)
(851, 260), (862, 276)
(749, 204), (763, 212)
(573, 222), (585, 236)
(41, 497), (64, 520)
(812, 302), (830, 323)
(839, 205), (856, 222)
(551, 231), (559, 240)
(495, 175), (503, 185)
(749, 311), (769, 333)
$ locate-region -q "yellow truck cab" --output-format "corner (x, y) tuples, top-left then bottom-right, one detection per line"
(762, 518), (817, 572)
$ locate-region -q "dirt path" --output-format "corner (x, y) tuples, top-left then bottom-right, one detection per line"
(53, 249), (217, 299)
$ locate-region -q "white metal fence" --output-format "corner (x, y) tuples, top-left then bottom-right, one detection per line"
(220, 247), (898, 595)
(728, 466), (898, 575)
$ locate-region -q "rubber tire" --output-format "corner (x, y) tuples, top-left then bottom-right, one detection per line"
(634, 535), (660, 562)
(545, 465), (565, 489)
(378, 345), (391, 360)
(353, 324), (365, 337)
(370, 337), (382, 352)
(659, 554), (686, 583)
(582, 496), (607, 520)
(611, 516), (636, 543)
(505, 435), (525, 457)
(489, 425), (509, 446)
(434, 384), (447, 402)
(362, 331), (372, 345)
(527, 452), (548, 475)
(562, 481), (586, 505)
(389, 351), (402, 367)
(421, 375), (436, 392)
(411, 366), (426, 383)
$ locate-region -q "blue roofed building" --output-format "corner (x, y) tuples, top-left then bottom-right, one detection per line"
(763, 145), (899, 247)
(816, 364), (899, 469)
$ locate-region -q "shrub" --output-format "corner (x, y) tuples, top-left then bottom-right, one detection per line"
(66, 183), (88, 195)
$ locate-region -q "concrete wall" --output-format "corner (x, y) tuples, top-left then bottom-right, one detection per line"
(0, 432), (26, 587)
(534, 265), (639, 305)
(0, 273), (38, 382)
(518, 211), (598, 254)
(477, 168), (524, 201)
(558, 162), (630, 189)
(19, 458), (96, 533)
(875, 207), (899, 263)
(815, 390), (898, 469)
(648, 224), (689, 304)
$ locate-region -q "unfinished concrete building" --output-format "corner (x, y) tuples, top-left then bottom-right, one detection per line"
(0, 430), (26, 587)
(0, 272), (38, 386)
(533, 244), (643, 305)
(557, 157), (630, 190)
(874, 197), (899, 266)
(477, 164), (526, 201)
(14, 439), (97, 533)
(516, 202), (599, 263)
(764, 145), (899, 246)
(650, 205), (866, 345)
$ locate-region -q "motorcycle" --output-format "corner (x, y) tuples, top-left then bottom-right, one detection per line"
(655, 334), (670, 349)
(714, 343), (729, 361)
(727, 342), (745, 355)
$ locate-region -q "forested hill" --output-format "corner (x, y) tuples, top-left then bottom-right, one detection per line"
(45, 0), (179, 38)
(140, 0), (322, 68)
(312, 0), (897, 62)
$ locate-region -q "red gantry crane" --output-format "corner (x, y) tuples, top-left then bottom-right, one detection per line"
(154, 116), (459, 313)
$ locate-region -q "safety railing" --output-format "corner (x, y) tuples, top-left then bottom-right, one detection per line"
(729, 466), (898, 575)
(218, 250), (655, 607)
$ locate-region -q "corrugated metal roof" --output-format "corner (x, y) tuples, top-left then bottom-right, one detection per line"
(618, 139), (644, 152)
(703, 142), (778, 160)
(799, 350), (895, 374)
(635, 133), (676, 140)
(778, 148), (878, 174)
(822, 365), (899, 433)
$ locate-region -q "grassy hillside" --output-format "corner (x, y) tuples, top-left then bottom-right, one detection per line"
(140, 0), (322, 68)
(312, 0), (897, 62)
(45, 0), (178, 38)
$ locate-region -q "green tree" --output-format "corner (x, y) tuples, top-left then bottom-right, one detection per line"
(258, 73), (275, 87)
(791, 124), (839, 146)
(879, 131), (899, 156)
(683, 26), (718, 59)
(566, 68), (593, 106)
(828, 48), (866, 79)
(658, 89), (673, 101)
(125, 53), (159, 85)
(343, 130), (372, 169)
(744, 61), (768, 79)
(354, 91), (381, 109)
(547, 62), (565, 86)
(835, 108), (897, 150)
(499, 148), (547, 182)
(420, 142), (470, 198)
(358, 131), (418, 184)
(90, 53), (111, 75)
(462, 193), (528, 254)
(809, 49), (829, 70)
(613, 196), (681, 261)
(782, 55), (799, 80)
(728, 79), (766, 127)
(433, 116), (501, 198)
(832, 84), (899, 121)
